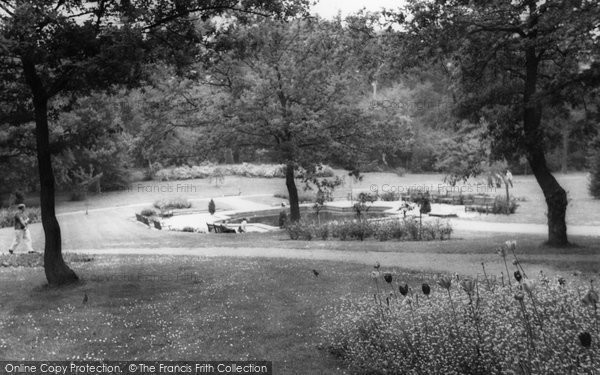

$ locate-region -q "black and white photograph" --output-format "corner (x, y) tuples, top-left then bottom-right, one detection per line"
(1, 0), (599, 373)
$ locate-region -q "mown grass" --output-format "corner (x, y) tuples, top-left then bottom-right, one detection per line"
(0, 255), (427, 373)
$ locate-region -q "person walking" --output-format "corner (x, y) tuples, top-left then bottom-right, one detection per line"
(506, 170), (514, 188)
(8, 204), (34, 254)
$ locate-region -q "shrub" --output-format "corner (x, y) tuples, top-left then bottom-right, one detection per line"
(278, 211), (288, 228)
(286, 220), (314, 240)
(321, 242), (599, 374)
(140, 208), (157, 217)
(70, 190), (87, 201)
(379, 190), (401, 202)
(153, 163), (335, 181)
(588, 138), (600, 199)
(153, 197), (192, 211)
(491, 196), (519, 214)
(208, 199), (216, 215)
(182, 226), (195, 232)
(394, 167), (407, 177)
(287, 218), (452, 242)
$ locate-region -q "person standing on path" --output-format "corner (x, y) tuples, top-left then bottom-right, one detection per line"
(8, 204), (34, 254)
(506, 170), (514, 188)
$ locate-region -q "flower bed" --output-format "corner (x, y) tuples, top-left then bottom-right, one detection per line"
(287, 218), (452, 241)
(321, 241), (599, 374)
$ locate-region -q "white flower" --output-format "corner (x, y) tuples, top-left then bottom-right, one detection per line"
(522, 279), (536, 293)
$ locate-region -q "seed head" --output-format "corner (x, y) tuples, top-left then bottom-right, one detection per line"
(514, 270), (523, 282)
(578, 332), (592, 348)
(422, 283), (431, 296)
(383, 273), (393, 284)
(399, 284), (409, 296)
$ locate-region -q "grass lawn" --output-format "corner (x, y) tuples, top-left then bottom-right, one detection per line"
(1, 169), (598, 371)
(0, 255), (426, 374)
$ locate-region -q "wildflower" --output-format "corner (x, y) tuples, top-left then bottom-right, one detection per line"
(496, 246), (506, 257)
(422, 283), (431, 296)
(514, 270), (523, 282)
(558, 276), (566, 286)
(512, 259), (518, 266)
(399, 284), (409, 296)
(582, 290), (599, 306)
(437, 276), (452, 290)
(522, 279), (536, 293)
(374, 262), (380, 270)
(514, 292), (524, 301)
(505, 240), (517, 251)
(383, 272), (393, 284)
(370, 271), (379, 279)
(578, 332), (592, 348)
(460, 278), (475, 294)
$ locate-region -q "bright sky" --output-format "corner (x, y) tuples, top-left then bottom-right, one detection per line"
(310, 0), (405, 19)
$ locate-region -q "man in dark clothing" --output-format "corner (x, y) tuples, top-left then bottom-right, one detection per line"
(8, 204), (34, 254)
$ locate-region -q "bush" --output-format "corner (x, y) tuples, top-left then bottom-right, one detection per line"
(208, 199), (216, 215)
(321, 242), (599, 374)
(0, 207), (41, 229)
(394, 167), (407, 177)
(153, 163), (336, 181)
(379, 190), (401, 201)
(287, 218), (452, 242)
(182, 226), (195, 232)
(286, 220), (314, 240)
(491, 196), (519, 214)
(153, 197), (192, 210)
(588, 139), (600, 199)
(140, 208), (157, 217)
(278, 211), (288, 228)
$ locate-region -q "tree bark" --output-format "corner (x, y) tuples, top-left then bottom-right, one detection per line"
(561, 126), (568, 174)
(285, 164), (300, 222)
(523, 46), (568, 246)
(23, 58), (79, 285)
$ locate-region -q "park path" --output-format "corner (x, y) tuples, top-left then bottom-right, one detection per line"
(52, 193), (600, 237)
(63, 246), (591, 277)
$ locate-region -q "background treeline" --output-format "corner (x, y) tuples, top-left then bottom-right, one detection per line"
(1, 14), (598, 200)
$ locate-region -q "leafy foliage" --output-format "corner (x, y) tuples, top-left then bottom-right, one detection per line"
(153, 197), (191, 211)
(322, 242), (599, 374)
(589, 137), (600, 199)
(287, 218), (452, 242)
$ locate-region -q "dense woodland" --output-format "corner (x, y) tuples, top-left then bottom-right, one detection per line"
(1, 0), (599, 283)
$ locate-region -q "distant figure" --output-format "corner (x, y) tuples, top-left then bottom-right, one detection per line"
(238, 218), (248, 233)
(8, 204), (34, 254)
(495, 173), (502, 188)
(506, 170), (513, 188)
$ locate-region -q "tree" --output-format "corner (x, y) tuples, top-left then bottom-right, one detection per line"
(399, 0), (600, 246)
(208, 199), (216, 215)
(207, 18), (373, 221)
(0, 0), (308, 285)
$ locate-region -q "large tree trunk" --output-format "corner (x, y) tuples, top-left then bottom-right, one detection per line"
(285, 164), (300, 222)
(24, 59), (79, 285)
(523, 46), (568, 246)
(561, 126), (569, 174)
